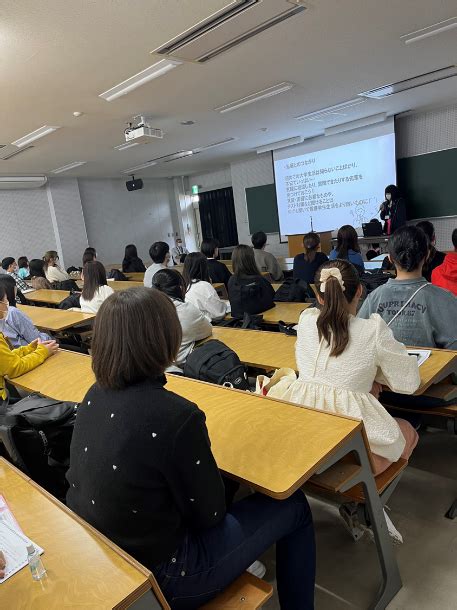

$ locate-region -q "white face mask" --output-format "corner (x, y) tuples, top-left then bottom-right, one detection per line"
(385, 193), (392, 202)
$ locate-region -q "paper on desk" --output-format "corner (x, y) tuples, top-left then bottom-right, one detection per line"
(407, 349), (431, 367)
(0, 498), (43, 584)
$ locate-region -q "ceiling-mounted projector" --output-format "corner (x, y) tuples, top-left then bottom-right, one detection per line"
(125, 115), (163, 144)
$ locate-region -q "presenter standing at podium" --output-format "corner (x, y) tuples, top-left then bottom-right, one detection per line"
(379, 185), (407, 235)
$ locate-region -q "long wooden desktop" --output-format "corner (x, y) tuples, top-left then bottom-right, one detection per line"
(25, 290), (70, 306)
(18, 304), (95, 332)
(10, 350), (402, 608)
(0, 458), (165, 610)
(211, 327), (457, 396)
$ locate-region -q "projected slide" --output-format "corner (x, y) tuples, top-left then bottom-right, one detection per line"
(274, 133), (396, 234)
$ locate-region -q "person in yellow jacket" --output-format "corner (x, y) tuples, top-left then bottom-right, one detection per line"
(0, 288), (58, 401)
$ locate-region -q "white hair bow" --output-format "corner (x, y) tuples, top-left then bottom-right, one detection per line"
(319, 267), (345, 292)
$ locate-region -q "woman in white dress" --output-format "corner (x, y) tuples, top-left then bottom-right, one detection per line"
(43, 250), (70, 283)
(183, 252), (229, 322)
(269, 259), (420, 475)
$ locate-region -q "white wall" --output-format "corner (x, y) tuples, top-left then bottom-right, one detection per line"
(78, 178), (178, 265)
(0, 179), (87, 268)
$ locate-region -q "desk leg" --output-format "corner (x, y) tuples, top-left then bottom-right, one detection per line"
(315, 431), (402, 610)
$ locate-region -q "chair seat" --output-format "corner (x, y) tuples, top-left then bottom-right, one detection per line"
(201, 572), (273, 609)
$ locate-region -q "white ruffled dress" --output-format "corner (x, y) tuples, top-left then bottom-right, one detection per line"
(269, 309), (421, 461)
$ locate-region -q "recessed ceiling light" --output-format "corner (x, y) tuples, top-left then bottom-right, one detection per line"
(295, 99), (365, 122)
(114, 142), (140, 151)
(358, 66), (457, 98)
(73, 111), (84, 117)
(0, 146), (35, 160)
(99, 59), (182, 102)
(401, 16), (457, 44)
(123, 160), (158, 174)
(12, 125), (60, 148)
(180, 120), (195, 125)
(51, 161), (87, 174)
(193, 138), (238, 153)
(215, 82), (295, 113)
(256, 136), (304, 154)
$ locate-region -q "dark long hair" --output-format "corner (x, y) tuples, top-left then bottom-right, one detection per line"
(303, 232), (320, 263)
(385, 184), (401, 202)
(388, 226), (428, 272)
(336, 225), (360, 259)
(315, 259), (360, 357)
(183, 252), (211, 288)
(82, 261), (108, 301)
(92, 288), (181, 390)
(29, 259), (46, 278)
(17, 256), (28, 270)
(0, 275), (17, 307)
(231, 245), (260, 277)
(124, 244), (138, 260)
(152, 269), (186, 301)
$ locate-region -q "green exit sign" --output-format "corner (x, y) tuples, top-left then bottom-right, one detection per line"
(191, 184), (199, 195)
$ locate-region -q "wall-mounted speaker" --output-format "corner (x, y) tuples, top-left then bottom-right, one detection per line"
(126, 175), (143, 191)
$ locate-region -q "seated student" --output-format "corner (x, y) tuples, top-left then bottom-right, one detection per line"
(0, 285), (58, 402)
(17, 256), (30, 280)
(201, 238), (231, 288)
(122, 244), (146, 273)
(416, 220), (446, 281)
(359, 226), (457, 349)
(0, 276), (52, 347)
(152, 269), (212, 372)
(293, 232), (328, 284)
(251, 231), (284, 281)
(144, 242), (171, 287)
(43, 251), (70, 283)
(183, 253), (228, 322)
(269, 259), (420, 474)
(329, 225), (365, 271)
(79, 261), (114, 314)
(82, 247), (97, 266)
(228, 245), (275, 319)
(1, 257), (29, 293)
(66, 288), (315, 609)
(432, 228), (457, 296)
(29, 259), (52, 290)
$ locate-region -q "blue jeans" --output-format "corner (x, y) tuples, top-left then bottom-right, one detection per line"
(153, 490), (315, 609)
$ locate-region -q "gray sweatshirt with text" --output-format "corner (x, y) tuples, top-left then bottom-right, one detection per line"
(358, 277), (457, 349)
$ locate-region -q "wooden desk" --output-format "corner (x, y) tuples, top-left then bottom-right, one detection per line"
(211, 327), (457, 396)
(0, 458), (163, 610)
(25, 290), (70, 306)
(108, 280), (143, 291)
(9, 351), (402, 608)
(10, 350), (360, 498)
(258, 302), (310, 325)
(18, 305), (95, 332)
(124, 272), (145, 281)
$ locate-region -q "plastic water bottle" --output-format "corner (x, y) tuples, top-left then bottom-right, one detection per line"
(27, 544), (46, 580)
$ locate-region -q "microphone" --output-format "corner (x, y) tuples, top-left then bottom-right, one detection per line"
(310, 215), (314, 231)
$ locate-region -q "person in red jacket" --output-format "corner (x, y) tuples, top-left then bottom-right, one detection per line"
(432, 228), (457, 296)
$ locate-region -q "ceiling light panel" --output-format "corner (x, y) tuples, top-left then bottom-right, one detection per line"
(123, 160), (158, 174)
(51, 161), (87, 174)
(401, 16), (457, 44)
(256, 135), (304, 154)
(194, 137), (238, 152)
(295, 98), (365, 121)
(114, 142), (140, 151)
(99, 59), (182, 102)
(12, 125), (60, 148)
(359, 66), (457, 99)
(215, 82), (294, 113)
(0, 146), (34, 160)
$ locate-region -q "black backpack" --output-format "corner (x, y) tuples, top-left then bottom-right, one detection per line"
(108, 269), (128, 281)
(274, 278), (309, 302)
(360, 270), (390, 295)
(58, 293), (81, 310)
(52, 279), (80, 292)
(0, 396), (77, 500)
(183, 340), (250, 391)
(217, 312), (264, 330)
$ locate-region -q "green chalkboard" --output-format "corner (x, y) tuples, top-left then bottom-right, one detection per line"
(246, 184), (280, 234)
(397, 148), (457, 219)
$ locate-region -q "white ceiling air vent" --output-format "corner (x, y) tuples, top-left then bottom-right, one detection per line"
(152, 0), (307, 63)
(0, 176), (47, 189)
